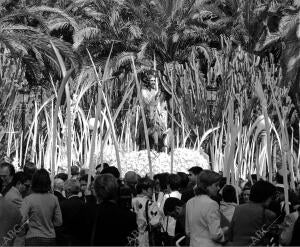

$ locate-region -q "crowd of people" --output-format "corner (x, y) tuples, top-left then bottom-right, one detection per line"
(1, 160), (300, 246)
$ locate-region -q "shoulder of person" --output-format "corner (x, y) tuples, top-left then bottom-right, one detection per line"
(265, 208), (276, 220)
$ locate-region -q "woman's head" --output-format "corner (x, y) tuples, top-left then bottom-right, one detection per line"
(222, 185), (237, 203)
(136, 177), (154, 198)
(31, 169), (51, 193)
(195, 170), (221, 197)
(250, 180), (276, 206)
(94, 174), (119, 202)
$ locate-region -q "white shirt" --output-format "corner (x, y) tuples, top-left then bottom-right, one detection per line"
(185, 195), (224, 247)
(161, 191), (182, 236)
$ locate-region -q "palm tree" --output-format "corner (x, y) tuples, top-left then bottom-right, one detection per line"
(0, 3), (81, 88)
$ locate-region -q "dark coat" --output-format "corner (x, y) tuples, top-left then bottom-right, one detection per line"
(228, 202), (276, 246)
(0, 197), (22, 246)
(82, 200), (137, 246)
(56, 195), (85, 246)
(53, 191), (66, 204)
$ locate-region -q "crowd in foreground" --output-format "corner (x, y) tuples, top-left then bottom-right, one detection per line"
(1, 161), (300, 247)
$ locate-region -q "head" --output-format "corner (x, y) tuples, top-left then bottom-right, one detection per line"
(79, 174), (93, 194)
(242, 186), (251, 203)
(153, 173), (169, 193)
(31, 169), (51, 193)
(71, 166), (80, 178)
(136, 177), (154, 199)
(100, 166), (120, 179)
(222, 185), (237, 203)
(64, 179), (80, 198)
(167, 174), (182, 192)
(95, 163), (109, 176)
(163, 197), (184, 219)
(250, 180), (276, 207)
(251, 174), (258, 184)
(54, 173), (68, 182)
(149, 75), (156, 88)
(124, 171), (138, 187)
(54, 178), (64, 193)
(94, 174), (119, 202)
(0, 162), (15, 188)
(195, 170), (221, 198)
(23, 161), (37, 180)
(177, 172), (189, 191)
(188, 166), (203, 185)
(12, 172), (31, 197)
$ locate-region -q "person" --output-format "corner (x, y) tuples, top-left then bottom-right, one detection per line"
(95, 163), (109, 176)
(20, 169), (62, 246)
(79, 174), (95, 203)
(181, 166), (203, 203)
(5, 171), (31, 208)
(0, 179), (22, 246)
(53, 178), (66, 204)
(124, 171), (139, 197)
(161, 174), (182, 241)
(82, 174), (137, 246)
(23, 161), (37, 180)
(227, 180), (277, 246)
(177, 172), (189, 193)
(57, 179), (84, 246)
(0, 162), (15, 196)
(163, 197), (186, 244)
(55, 173), (68, 182)
(132, 177), (162, 246)
(185, 170), (225, 247)
(240, 185), (251, 204)
(280, 208), (299, 246)
(100, 166), (120, 179)
(290, 210), (300, 246)
(220, 185), (237, 226)
(70, 166), (80, 180)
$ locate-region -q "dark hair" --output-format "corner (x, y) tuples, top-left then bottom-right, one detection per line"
(168, 174), (182, 191)
(0, 178), (2, 192)
(249, 180), (276, 203)
(195, 170), (221, 195)
(222, 185), (237, 203)
(153, 173), (169, 191)
(31, 169), (51, 193)
(0, 162), (15, 177)
(163, 197), (184, 215)
(23, 161), (37, 180)
(136, 177), (154, 194)
(96, 163), (109, 170)
(188, 166), (203, 176)
(11, 172), (29, 187)
(177, 172), (189, 189)
(55, 173), (68, 182)
(94, 174), (119, 201)
(79, 174), (94, 183)
(100, 166), (120, 179)
(71, 166), (79, 176)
